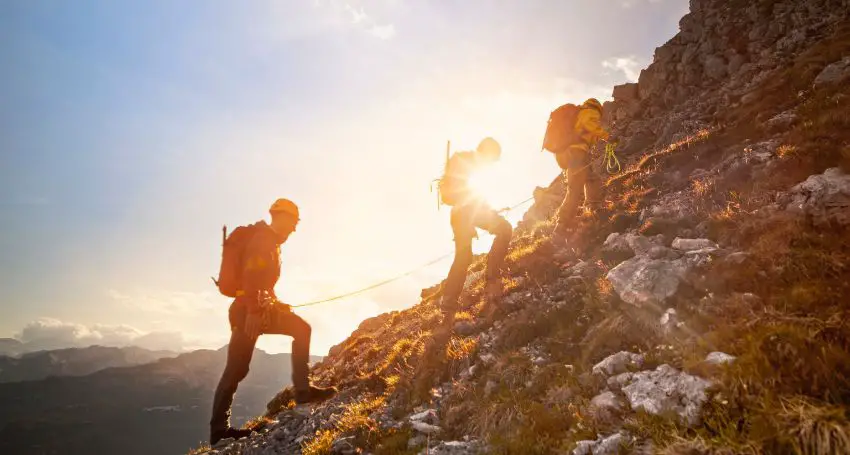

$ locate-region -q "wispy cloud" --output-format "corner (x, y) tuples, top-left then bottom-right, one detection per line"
(620, 0), (663, 8)
(602, 56), (645, 82)
(14, 317), (196, 352)
(337, 1), (396, 39)
(107, 288), (221, 316)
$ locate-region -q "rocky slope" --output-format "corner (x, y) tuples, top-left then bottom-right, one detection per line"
(197, 1), (850, 453)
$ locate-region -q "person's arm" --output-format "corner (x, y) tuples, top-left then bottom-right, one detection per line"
(240, 235), (274, 314)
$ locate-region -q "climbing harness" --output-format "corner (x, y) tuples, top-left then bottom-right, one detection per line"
(289, 195), (535, 308)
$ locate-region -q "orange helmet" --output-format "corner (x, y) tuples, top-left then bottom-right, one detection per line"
(476, 137), (502, 160)
(269, 198), (300, 219)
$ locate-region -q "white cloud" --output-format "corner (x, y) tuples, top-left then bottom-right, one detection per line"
(620, 0), (663, 8)
(601, 56), (645, 82)
(14, 317), (195, 352)
(107, 288), (221, 316)
(330, 1), (395, 39)
(368, 23), (396, 40)
(344, 4), (369, 23)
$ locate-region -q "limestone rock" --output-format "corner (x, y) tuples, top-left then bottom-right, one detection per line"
(588, 391), (624, 423)
(814, 57), (850, 89)
(613, 83), (640, 103)
(592, 351), (645, 377)
(620, 364), (712, 426)
(785, 168), (850, 227)
(672, 238), (718, 252)
(606, 256), (691, 306)
(705, 351), (736, 365)
(573, 432), (632, 455)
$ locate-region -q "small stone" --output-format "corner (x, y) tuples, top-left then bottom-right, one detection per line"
(408, 434), (427, 449)
(705, 352), (736, 365)
(411, 421), (442, 435)
(724, 252), (750, 265)
(589, 391), (624, 423)
(592, 351), (645, 377)
(410, 409), (439, 425)
(672, 238), (718, 252)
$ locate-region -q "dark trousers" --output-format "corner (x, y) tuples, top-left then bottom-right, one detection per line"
(441, 202), (513, 316)
(554, 146), (602, 233)
(209, 300), (311, 433)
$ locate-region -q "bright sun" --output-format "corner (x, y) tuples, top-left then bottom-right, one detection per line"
(468, 166), (505, 208)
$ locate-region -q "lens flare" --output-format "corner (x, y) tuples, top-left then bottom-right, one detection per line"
(467, 167), (503, 207)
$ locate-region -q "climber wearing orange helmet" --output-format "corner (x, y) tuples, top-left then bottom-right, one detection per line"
(551, 98), (611, 242)
(437, 137), (513, 323)
(209, 198), (336, 445)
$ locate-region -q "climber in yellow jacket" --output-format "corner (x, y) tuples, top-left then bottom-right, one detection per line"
(551, 98), (610, 242)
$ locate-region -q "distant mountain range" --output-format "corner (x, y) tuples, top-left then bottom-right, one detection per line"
(0, 345), (177, 383)
(0, 338), (25, 357)
(0, 346), (321, 455)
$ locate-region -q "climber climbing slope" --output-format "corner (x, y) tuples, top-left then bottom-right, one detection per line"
(542, 98), (612, 247)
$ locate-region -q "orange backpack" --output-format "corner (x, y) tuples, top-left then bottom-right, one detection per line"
(212, 223), (259, 298)
(541, 103), (583, 153)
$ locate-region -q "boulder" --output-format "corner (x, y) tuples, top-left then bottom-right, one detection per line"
(618, 364), (712, 426)
(613, 83), (640, 103)
(814, 57), (850, 89)
(606, 256), (691, 306)
(784, 168), (850, 227)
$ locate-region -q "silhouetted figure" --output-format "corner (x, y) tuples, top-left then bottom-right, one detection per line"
(209, 198), (336, 445)
(437, 137), (513, 328)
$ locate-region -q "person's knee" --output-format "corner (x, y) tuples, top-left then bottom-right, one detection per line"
(456, 246), (474, 266)
(493, 219), (512, 240)
(292, 316), (311, 342)
(224, 362), (250, 384)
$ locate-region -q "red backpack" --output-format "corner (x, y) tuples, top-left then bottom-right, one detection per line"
(212, 223), (260, 298)
(541, 103), (582, 153)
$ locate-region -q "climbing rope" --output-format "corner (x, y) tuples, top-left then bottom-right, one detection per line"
(290, 196), (536, 308)
(604, 142), (622, 175)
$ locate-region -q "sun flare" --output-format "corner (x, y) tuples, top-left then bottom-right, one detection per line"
(467, 166), (505, 208)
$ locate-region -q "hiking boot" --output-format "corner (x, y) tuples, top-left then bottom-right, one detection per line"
(210, 427), (253, 446)
(295, 385), (338, 405)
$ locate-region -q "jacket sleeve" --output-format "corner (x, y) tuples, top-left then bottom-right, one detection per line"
(240, 234), (275, 313)
(578, 110), (610, 143)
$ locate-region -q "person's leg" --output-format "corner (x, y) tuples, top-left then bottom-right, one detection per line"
(584, 166), (604, 215)
(264, 306), (336, 404)
(210, 302), (257, 439)
(441, 206), (475, 320)
(264, 307), (311, 392)
(554, 148), (589, 234)
(473, 207), (513, 283)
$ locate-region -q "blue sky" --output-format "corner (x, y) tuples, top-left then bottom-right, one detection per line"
(0, 0), (689, 355)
